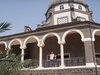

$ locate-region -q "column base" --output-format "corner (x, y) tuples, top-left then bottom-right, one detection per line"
(59, 64), (66, 68)
(86, 63), (95, 67)
(37, 66), (44, 69)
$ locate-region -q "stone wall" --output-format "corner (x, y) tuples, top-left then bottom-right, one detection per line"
(23, 68), (97, 75)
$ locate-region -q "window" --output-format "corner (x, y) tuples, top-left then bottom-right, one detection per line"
(60, 5), (64, 10)
(77, 17), (86, 21)
(78, 5), (82, 10)
(96, 53), (100, 58)
(56, 53), (70, 60)
(47, 53), (70, 60)
(57, 17), (68, 24)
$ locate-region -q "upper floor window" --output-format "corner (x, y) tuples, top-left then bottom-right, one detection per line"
(60, 5), (64, 10)
(78, 5), (82, 10)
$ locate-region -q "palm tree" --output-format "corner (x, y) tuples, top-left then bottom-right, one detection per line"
(0, 22), (11, 32)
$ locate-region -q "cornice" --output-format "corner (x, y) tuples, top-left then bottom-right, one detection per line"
(0, 21), (100, 41)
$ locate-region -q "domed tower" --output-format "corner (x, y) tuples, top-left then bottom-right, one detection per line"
(40, 0), (93, 27)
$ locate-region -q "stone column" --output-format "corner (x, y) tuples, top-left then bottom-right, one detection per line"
(59, 42), (65, 67)
(6, 47), (10, 58)
(38, 44), (43, 68)
(83, 38), (95, 67)
(20, 47), (26, 63)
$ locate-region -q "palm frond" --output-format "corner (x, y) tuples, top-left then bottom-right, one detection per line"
(0, 22), (11, 32)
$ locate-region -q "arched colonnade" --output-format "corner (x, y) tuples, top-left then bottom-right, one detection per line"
(0, 29), (100, 68)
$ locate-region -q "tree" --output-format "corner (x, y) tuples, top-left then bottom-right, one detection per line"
(0, 22), (11, 32)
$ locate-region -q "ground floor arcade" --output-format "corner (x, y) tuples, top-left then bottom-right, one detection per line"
(0, 29), (100, 69)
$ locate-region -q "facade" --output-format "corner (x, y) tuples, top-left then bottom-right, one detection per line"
(0, 0), (100, 75)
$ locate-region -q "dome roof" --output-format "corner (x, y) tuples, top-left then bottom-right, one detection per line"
(50, 0), (85, 7)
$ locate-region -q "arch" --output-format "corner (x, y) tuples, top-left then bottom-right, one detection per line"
(23, 36), (40, 48)
(0, 41), (7, 50)
(8, 39), (22, 49)
(62, 29), (84, 43)
(63, 29), (86, 66)
(42, 32), (61, 45)
(92, 29), (100, 41)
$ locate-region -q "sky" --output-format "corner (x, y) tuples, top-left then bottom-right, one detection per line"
(0, 0), (100, 36)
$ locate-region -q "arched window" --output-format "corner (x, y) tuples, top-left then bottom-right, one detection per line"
(78, 5), (82, 10)
(60, 5), (64, 10)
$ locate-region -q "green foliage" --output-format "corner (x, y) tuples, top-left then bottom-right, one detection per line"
(23, 59), (32, 68)
(0, 49), (33, 75)
(0, 50), (23, 75)
(0, 51), (6, 59)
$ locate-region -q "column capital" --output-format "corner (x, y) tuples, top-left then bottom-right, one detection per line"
(20, 46), (26, 50)
(58, 41), (65, 45)
(82, 38), (94, 42)
(38, 44), (45, 47)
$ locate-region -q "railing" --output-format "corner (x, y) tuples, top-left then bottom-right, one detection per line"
(25, 60), (39, 68)
(43, 60), (60, 67)
(43, 57), (85, 67)
(64, 57), (85, 66)
(25, 57), (85, 68)
(26, 58), (100, 68)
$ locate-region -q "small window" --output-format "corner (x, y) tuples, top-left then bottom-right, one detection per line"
(57, 17), (68, 24)
(60, 5), (64, 10)
(78, 5), (82, 10)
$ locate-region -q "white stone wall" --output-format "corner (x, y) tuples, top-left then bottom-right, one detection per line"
(75, 12), (89, 20)
(54, 12), (71, 25)
(54, 12), (89, 25)
(51, 3), (89, 25)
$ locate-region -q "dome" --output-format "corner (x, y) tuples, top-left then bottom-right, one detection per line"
(49, 0), (85, 8)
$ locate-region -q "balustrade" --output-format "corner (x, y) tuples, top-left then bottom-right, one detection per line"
(43, 57), (85, 67)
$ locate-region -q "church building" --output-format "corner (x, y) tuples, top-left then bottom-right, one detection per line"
(0, 0), (100, 75)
